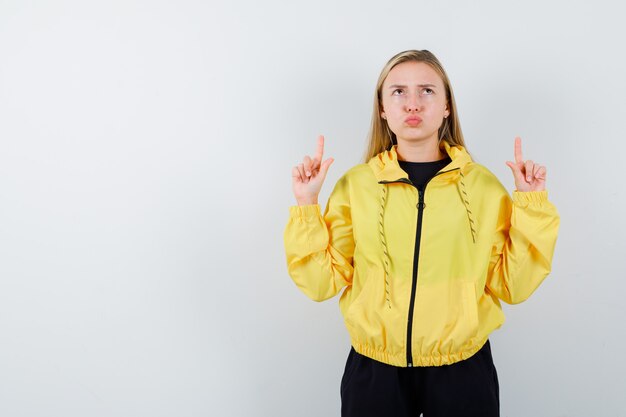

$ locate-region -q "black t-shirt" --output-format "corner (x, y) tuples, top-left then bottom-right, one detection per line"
(398, 156), (451, 190)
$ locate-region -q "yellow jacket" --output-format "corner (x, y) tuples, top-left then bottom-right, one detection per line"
(284, 143), (560, 367)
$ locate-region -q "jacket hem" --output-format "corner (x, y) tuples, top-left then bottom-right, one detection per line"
(351, 337), (489, 368)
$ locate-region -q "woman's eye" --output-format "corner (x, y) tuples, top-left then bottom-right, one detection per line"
(392, 89), (404, 95)
(422, 88), (434, 95)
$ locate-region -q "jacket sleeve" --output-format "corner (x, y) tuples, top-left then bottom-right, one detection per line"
(486, 190), (560, 304)
(283, 176), (354, 302)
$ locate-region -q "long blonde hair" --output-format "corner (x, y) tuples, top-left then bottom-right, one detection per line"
(363, 50), (466, 162)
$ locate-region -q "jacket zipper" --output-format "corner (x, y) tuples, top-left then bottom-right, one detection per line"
(406, 187), (425, 367)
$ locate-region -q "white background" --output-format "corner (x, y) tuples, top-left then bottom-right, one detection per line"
(1, 1), (624, 416)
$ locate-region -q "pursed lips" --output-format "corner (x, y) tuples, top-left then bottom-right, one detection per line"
(405, 116), (422, 126)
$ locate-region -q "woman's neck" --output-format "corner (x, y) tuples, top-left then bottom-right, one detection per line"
(396, 139), (446, 162)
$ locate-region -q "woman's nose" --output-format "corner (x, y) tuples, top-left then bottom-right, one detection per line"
(405, 94), (421, 112)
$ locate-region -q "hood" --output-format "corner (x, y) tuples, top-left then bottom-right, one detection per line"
(367, 141), (473, 183)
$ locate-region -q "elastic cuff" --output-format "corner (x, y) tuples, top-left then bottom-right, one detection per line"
(289, 204), (321, 219)
(512, 190), (548, 204)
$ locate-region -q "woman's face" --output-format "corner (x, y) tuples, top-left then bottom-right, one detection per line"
(380, 61), (449, 147)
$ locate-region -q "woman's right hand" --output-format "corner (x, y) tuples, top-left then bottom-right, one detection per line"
(291, 135), (334, 205)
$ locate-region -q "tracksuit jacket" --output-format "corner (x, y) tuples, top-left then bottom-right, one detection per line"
(283, 142), (560, 367)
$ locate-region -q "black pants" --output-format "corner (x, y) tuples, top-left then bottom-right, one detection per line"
(341, 340), (499, 417)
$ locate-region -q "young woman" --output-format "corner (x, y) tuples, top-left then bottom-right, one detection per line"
(284, 50), (559, 417)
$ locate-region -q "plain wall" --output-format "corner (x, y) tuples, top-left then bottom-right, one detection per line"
(1, 0), (624, 416)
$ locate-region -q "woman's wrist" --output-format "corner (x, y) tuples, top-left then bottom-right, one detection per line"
(296, 197), (318, 206)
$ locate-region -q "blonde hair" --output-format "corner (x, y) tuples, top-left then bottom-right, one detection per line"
(363, 50), (466, 162)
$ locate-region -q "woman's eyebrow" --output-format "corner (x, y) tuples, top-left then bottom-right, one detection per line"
(387, 83), (438, 89)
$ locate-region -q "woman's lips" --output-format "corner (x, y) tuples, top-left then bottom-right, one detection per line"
(405, 116), (422, 126)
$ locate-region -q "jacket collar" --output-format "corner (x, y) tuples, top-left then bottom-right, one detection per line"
(367, 141), (473, 183)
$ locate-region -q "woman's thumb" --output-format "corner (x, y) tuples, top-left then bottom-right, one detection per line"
(319, 157), (334, 178)
(505, 161), (519, 175)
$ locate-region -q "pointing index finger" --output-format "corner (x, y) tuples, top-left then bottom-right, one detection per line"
(314, 135), (325, 163)
(514, 136), (524, 164)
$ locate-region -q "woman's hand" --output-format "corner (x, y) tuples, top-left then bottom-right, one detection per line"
(292, 135), (334, 205)
(505, 137), (546, 192)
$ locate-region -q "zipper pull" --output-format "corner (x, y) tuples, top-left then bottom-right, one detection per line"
(417, 189), (425, 210)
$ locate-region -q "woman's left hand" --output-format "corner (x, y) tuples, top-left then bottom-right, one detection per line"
(505, 137), (546, 192)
